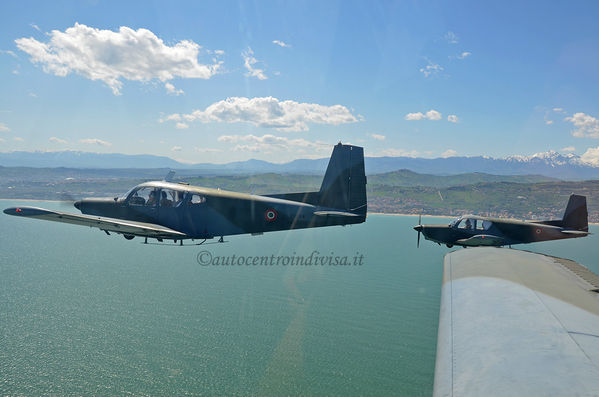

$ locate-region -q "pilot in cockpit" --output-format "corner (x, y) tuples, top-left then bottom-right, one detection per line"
(160, 191), (173, 207)
(147, 190), (157, 206)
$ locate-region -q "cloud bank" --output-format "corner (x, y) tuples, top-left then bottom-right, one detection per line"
(164, 96), (359, 132)
(15, 23), (221, 95)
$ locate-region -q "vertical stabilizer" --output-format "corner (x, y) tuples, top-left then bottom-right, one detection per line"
(318, 143), (367, 214)
(562, 194), (588, 231)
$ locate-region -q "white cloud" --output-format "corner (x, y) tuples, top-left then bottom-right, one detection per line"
(561, 146), (575, 152)
(242, 47), (267, 80)
(30, 23), (41, 32)
(0, 122), (9, 132)
(441, 149), (458, 158)
(447, 114), (459, 123)
(79, 138), (112, 146)
(0, 49), (18, 59)
(545, 120), (554, 125)
(169, 96), (359, 132)
(165, 82), (184, 96)
(217, 134), (330, 153)
(0, 138), (4, 142)
(445, 31), (459, 44)
(13, 137), (24, 142)
(420, 60), (443, 78)
(171, 146), (182, 152)
(175, 122), (189, 129)
(405, 109), (442, 121)
(369, 133), (386, 141)
(15, 23), (222, 95)
(426, 110), (442, 120)
(195, 147), (223, 153)
(553, 107), (565, 113)
(159, 113), (182, 122)
(456, 51), (471, 59)
(565, 112), (599, 138)
(581, 147), (599, 166)
(405, 112), (425, 121)
(49, 137), (67, 144)
(272, 40), (291, 48)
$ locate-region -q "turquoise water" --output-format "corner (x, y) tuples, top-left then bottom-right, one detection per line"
(1, 200), (598, 395)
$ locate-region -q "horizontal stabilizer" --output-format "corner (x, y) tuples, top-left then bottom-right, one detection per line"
(313, 210), (360, 217)
(560, 230), (590, 236)
(4, 206), (186, 238)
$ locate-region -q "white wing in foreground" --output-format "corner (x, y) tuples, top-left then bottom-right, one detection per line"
(4, 206), (186, 239)
(435, 248), (599, 396)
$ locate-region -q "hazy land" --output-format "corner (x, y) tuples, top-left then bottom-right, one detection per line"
(1, 167), (597, 222)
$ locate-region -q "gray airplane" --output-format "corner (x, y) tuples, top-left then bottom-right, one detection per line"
(4, 143), (367, 244)
(414, 194), (589, 248)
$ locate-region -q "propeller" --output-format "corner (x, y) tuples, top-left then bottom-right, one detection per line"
(58, 191), (78, 209)
(415, 213), (423, 248)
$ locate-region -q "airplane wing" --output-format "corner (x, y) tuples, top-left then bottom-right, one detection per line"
(4, 206), (187, 239)
(435, 248), (599, 396)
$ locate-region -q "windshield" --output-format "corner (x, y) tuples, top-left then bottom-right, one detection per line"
(120, 186), (139, 201)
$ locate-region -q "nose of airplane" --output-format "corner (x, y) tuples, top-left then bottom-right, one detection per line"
(413, 225), (423, 232)
(74, 201), (81, 210)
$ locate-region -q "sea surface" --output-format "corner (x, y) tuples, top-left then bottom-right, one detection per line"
(1, 200), (598, 396)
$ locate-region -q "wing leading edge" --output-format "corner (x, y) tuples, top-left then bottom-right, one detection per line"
(4, 206), (186, 239)
(435, 248), (599, 396)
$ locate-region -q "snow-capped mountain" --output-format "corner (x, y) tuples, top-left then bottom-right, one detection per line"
(506, 150), (586, 167)
(1, 150), (598, 179)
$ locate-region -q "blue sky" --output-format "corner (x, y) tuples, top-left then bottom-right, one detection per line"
(1, 0), (599, 164)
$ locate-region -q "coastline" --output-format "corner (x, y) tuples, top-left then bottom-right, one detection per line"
(368, 212), (453, 219)
(0, 198), (69, 203)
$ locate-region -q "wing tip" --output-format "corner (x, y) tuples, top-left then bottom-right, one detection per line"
(4, 206), (54, 217)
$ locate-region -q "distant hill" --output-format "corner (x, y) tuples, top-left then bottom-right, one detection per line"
(368, 180), (599, 223)
(0, 151), (183, 169)
(367, 170), (558, 188)
(1, 149), (598, 179)
(1, 166), (598, 222)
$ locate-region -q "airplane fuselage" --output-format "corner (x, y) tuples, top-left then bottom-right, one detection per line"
(75, 181), (364, 240)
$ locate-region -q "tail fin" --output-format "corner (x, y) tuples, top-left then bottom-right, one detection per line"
(562, 194), (588, 231)
(318, 143), (367, 215)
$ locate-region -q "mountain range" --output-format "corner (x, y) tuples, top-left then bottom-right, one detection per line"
(0, 150), (597, 179)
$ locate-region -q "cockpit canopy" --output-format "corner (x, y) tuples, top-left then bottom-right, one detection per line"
(450, 216), (493, 231)
(121, 183), (207, 208)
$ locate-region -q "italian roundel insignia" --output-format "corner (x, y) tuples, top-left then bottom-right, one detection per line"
(265, 209), (278, 222)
